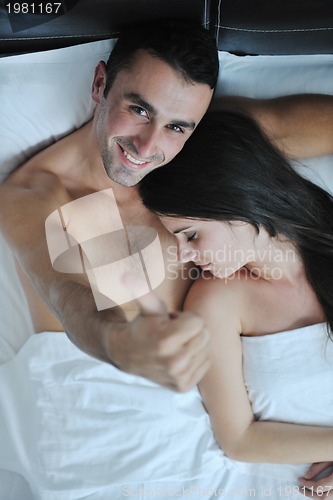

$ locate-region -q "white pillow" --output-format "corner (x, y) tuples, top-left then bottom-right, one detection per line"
(2, 47), (333, 187)
(0, 40), (114, 362)
(216, 52), (333, 99)
(0, 39), (114, 184)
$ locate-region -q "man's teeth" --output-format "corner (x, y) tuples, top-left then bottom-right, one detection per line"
(123, 150), (145, 165)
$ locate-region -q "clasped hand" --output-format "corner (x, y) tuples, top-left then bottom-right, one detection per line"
(110, 274), (211, 392)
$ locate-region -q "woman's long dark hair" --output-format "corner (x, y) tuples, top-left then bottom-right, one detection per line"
(140, 111), (333, 334)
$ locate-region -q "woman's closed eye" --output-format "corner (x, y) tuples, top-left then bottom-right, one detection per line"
(186, 231), (198, 242)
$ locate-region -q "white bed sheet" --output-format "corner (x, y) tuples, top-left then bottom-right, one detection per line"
(3, 326), (332, 500)
(1, 42), (333, 498)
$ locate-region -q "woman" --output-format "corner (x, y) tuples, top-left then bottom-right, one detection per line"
(140, 110), (333, 497)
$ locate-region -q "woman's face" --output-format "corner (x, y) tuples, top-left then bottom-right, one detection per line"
(162, 217), (258, 279)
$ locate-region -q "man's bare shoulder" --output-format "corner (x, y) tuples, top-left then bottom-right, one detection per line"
(0, 167), (72, 219)
(0, 141), (75, 250)
(0, 124), (91, 216)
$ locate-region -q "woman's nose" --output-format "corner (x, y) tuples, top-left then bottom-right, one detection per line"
(178, 244), (198, 263)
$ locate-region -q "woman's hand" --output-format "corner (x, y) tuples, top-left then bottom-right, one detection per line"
(299, 462), (333, 498)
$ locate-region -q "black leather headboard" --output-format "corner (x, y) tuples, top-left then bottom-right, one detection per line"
(214, 0), (333, 55)
(0, 0), (213, 55)
(1, 0), (333, 56)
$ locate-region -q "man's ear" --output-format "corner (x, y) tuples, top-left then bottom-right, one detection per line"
(92, 61), (107, 104)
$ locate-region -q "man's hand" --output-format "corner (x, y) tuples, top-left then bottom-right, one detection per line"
(299, 462), (333, 498)
(109, 274), (211, 392)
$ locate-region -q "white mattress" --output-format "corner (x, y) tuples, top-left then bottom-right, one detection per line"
(1, 41), (333, 499)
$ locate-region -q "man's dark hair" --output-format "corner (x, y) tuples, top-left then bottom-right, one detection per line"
(103, 18), (218, 96)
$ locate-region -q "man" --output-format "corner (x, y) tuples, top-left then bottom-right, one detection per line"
(0, 19), (218, 392)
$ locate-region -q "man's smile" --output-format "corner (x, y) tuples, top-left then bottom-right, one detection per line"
(123, 149), (146, 166)
(118, 143), (150, 169)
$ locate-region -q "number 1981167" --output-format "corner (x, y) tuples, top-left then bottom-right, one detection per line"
(278, 485), (332, 496)
(6, 3), (63, 14)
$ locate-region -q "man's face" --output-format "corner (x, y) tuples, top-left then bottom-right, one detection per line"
(92, 50), (213, 187)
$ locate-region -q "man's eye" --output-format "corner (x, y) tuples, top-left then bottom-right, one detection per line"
(168, 124), (183, 133)
(187, 232), (197, 242)
(131, 106), (148, 117)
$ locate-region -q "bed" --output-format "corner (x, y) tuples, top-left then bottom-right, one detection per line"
(1, 0), (333, 498)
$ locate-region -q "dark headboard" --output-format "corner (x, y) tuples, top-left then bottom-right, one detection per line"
(1, 0), (333, 56)
(214, 0), (333, 55)
(0, 0), (213, 55)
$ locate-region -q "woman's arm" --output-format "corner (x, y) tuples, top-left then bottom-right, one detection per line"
(211, 94), (333, 160)
(185, 275), (333, 464)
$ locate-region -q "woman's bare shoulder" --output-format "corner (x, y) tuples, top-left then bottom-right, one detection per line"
(184, 270), (267, 335)
(185, 271), (248, 316)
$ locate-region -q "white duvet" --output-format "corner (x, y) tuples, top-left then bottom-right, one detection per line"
(1, 324), (333, 499)
(0, 331), (227, 499)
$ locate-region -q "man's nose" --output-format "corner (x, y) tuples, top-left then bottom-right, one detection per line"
(134, 124), (161, 160)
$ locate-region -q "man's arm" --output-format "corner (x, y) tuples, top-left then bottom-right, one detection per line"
(212, 94), (333, 159)
(0, 170), (210, 391)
